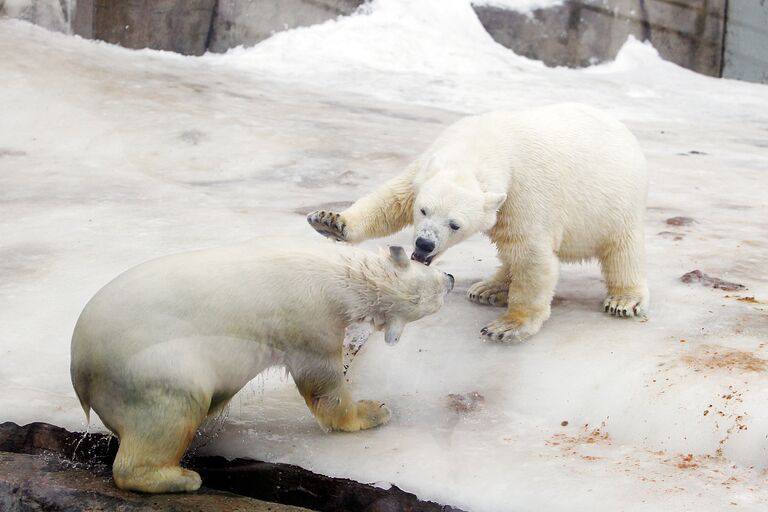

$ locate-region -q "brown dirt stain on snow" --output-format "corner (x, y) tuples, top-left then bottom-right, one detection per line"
(682, 345), (768, 373)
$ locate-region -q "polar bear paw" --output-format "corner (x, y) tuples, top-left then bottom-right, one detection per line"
(354, 400), (392, 430)
(480, 309), (547, 343)
(603, 294), (647, 318)
(467, 280), (509, 307)
(114, 466), (202, 493)
(307, 210), (348, 241)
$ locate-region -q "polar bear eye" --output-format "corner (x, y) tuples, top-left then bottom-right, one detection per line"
(420, 208), (427, 216)
(449, 221), (460, 231)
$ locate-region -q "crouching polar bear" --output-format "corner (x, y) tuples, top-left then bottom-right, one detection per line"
(308, 103), (649, 342)
(71, 239), (453, 493)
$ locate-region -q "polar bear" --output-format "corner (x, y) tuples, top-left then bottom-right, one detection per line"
(70, 239), (453, 493)
(308, 103), (649, 342)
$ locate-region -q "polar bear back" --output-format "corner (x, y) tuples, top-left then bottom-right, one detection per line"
(418, 103), (647, 259)
(70, 239), (352, 416)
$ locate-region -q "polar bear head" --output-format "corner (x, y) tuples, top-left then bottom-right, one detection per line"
(357, 246), (454, 345)
(411, 179), (506, 264)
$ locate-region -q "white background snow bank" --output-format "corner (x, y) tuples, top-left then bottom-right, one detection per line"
(2, 0), (768, 510)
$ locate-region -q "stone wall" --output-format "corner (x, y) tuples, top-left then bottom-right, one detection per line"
(5, 0), (765, 82)
(207, 0), (362, 53)
(72, 0), (217, 55)
(722, 0), (768, 83)
(474, 0), (727, 76)
(69, 0), (363, 56)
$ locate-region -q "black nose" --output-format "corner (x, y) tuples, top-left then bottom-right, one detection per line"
(415, 237), (435, 253)
(445, 273), (455, 291)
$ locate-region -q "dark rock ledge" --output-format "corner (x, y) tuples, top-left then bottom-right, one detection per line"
(0, 422), (465, 512)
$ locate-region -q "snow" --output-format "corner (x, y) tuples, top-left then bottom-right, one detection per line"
(2, 0), (768, 510)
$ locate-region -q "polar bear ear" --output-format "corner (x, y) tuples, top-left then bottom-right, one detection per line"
(389, 246), (410, 269)
(484, 192), (507, 212)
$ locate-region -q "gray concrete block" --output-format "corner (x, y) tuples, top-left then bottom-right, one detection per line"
(207, 0), (364, 53)
(72, 0), (217, 56)
(0, 0), (71, 33)
(474, 0), (726, 76)
(723, 0), (768, 84)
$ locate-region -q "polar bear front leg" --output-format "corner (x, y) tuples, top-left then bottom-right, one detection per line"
(292, 357), (391, 432)
(600, 231), (649, 318)
(480, 242), (558, 343)
(468, 264), (510, 307)
(307, 163), (417, 243)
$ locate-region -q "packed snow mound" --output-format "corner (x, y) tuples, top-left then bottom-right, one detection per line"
(212, 0), (538, 78)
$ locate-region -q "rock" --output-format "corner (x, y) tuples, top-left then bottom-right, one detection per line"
(473, 0), (727, 76)
(0, 422), (466, 512)
(207, 0), (364, 53)
(0, 0), (70, 33)
(665, 216), (695, 226)
(680, 270), (746, 291)
(72, 0), (217, 56)
(0, 451), (310, 512)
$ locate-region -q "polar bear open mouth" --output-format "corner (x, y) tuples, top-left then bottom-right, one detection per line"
(410, 251), (434, 265)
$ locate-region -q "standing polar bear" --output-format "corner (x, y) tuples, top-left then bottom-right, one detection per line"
(308, 103), (649, 342)
(71, 239), (453, 493)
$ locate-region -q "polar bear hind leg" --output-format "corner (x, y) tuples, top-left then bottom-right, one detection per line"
(480, 239), (558, 342)
(599, 229), (649, 318)
(291, 352), (391, 432)
(111, 388), (209, 493)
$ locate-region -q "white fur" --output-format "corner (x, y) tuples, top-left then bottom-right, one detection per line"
(70, 238), (451, 492)
(308, 103), (649, 342)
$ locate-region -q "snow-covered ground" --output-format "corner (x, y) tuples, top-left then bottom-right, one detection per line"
(2, 0), (768, 510)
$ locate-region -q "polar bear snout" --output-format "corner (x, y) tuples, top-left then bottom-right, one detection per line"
(415, 237), (435, 253)
(412, 237), (436, 264)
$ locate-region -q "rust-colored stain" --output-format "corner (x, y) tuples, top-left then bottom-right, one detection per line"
(677, 454), (699, 470)
(546, 423), (611, 460)
(682, 345), (768, 373)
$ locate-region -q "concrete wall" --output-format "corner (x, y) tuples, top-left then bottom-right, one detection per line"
(7, 0), (767, 83)
(474, 0), (727, 76)
(68, 0), (362, 56)
(72, 0), (217, 55)
(723, 0), (768, 84)
(208, 0), (362, 53)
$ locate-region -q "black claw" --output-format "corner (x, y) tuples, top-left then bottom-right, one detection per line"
(604, 305), (609, 312)
(480, 327), (488, 335)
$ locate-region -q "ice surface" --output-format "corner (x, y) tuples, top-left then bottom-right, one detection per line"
(2, 0), (768, 510)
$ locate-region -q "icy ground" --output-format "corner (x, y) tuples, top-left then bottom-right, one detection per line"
(2, 1), (768, 510)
